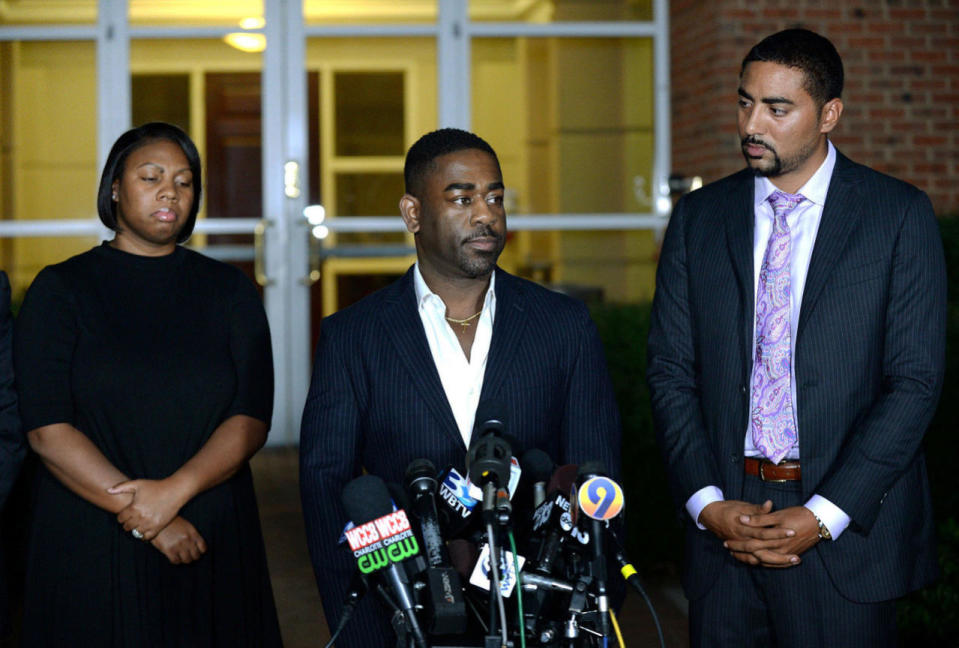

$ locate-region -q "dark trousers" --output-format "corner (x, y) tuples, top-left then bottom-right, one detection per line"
(689, 474), (897, 648)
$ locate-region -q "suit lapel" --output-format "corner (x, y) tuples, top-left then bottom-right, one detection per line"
(480, 269), (528, 406)
(797, 153), (864, 339)
(724, 173), (757, 371)
(379, 269), (463, 446)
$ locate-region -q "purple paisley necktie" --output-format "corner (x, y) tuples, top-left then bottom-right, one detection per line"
(750, 190), (805, 464)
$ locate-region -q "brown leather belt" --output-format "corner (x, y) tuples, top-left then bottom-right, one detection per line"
(744, 457), (801, 482)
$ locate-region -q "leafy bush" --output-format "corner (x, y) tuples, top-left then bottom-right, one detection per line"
(589, 302), (683, 573)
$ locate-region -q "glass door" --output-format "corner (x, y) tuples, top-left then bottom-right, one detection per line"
(0, 0), (670, 445)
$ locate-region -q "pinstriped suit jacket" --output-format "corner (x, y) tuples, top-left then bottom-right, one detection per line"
(300, 266), (621, 646)
(647, 151), (945, 604)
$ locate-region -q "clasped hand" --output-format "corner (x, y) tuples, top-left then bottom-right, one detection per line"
(108, 477), (191, 542)
(699, 500), (821, 568)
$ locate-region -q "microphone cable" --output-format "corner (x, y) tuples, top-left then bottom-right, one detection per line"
(507, 530), (527, 648)
(485, 521), (510, 647)
(609, 609), (625, 648)
(615, 551), (665, 648)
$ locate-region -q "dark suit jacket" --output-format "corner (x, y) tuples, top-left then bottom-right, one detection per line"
(0, 272), (22, 516)
(300, 266), (621, 646)
(647, 152), (945, 604)
(0, 271), (24, 637)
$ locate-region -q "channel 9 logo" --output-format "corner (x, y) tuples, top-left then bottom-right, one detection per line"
(577, 476), (624, 521)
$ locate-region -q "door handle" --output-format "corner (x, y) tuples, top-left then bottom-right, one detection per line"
(254, 219), (274, 286)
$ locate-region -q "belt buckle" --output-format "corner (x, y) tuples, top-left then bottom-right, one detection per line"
(758, 461), (788, 483)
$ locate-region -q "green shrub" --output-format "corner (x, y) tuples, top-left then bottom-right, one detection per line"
(590, 302), (683, 573)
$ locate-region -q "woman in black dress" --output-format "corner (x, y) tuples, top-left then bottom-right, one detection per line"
(13, 122), (282, 646)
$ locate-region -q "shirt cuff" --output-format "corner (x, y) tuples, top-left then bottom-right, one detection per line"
(686, 486), (724, 530)
(804, 494), (851, 540)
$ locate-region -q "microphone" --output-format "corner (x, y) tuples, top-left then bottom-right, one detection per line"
(528, 464), (584, 576)
(468, 401), (513, 526)
(404, 459), (468, 636)
(341, 474), (428, 648)
(574, 462), (626, 640)
(521, 449), (555, 509)
(435, 465), (481, 538)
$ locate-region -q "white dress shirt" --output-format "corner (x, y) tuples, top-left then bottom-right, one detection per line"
(413, 263), (496, 448)
(686, 142), (851, 539)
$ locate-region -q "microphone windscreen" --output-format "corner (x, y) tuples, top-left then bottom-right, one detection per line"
(342, 474), (394, 524)
(546, 464), (579, 494)
(404, 458), (437, 489)
(521, 449), (555, 483)
(472, 398), (507, 436)
(448, 538), (478, 579)
(577, 461), (607, 481)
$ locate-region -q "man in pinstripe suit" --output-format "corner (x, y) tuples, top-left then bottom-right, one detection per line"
(648, 29), (945, 646)
(301, 128), (621, 646)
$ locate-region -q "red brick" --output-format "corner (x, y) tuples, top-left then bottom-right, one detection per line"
(909, 22), (948, 35)
(848, 37), (887, 49)
(803, 9), (842, 20)
(909, 79), (947, 90)
(911, 50), (949, 63)
(830, 21), (865, 34)
(866, 22), (905, 34)
(869, 50), (907, 62)
(913, 135), (948, 146)
(931, 37), (959, 51)
(869, 108), (907, 119)
(762, 8), (800, 19)
(723, 9), (759, 20)
(910, 107), (949, 119)
(889, 9), (929, 21)
(888, 64), (925, 76)
(915, 163), (949, 174)
(890, 36), (928, 49)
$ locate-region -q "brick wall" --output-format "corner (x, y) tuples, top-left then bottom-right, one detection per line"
(670, 0), (959, 214)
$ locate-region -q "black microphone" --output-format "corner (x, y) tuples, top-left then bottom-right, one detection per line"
(468, 401), (513, 527)
(341, 474), (428, 648)
(575, 461), (625, 640)
(522, 449), (555, 509)
(528, 464), (583, 576)
(404, 459), (467, 636)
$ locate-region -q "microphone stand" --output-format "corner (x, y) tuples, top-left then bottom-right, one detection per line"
(483, 483), (512, 648)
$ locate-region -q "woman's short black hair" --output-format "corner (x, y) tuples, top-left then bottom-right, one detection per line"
(96, 122), (202, 244)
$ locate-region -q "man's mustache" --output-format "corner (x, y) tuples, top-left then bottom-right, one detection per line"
(742, 135), (775, 153)
(463, 227), (503, 244)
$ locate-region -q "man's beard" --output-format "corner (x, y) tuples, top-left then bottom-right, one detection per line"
(457, 227), (504, 278)
(741, 135), (818, 178)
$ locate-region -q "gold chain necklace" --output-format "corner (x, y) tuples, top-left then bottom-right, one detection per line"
(445, 309), (482, 331)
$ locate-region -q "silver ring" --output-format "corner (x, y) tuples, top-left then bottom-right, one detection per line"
(131, 528), (144, 540)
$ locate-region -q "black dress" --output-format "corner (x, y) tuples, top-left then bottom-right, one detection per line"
(13, 243), (282, 647)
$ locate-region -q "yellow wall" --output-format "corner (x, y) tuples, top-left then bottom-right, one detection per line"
(2, 40), (99, 296)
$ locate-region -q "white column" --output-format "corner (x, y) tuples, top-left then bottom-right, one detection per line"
(652, 0), (672, 217)
(437, 0), (470, 129)
(96, 0), (130, 173)
(262, 0), (309, 445)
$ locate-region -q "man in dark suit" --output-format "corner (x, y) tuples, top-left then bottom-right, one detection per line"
(300, 128), (621, 646)
(647, 29), (945, 646)
(0, 271), (24, 641)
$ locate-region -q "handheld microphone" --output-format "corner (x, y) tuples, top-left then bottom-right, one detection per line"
(341, 474), (428, 648)
(574, 462), (625, 640)
(404, 459), (468, 636)
(521, 448), (555, 509)
(467, 401), (513, 526)
(529, 464), (585, 576)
